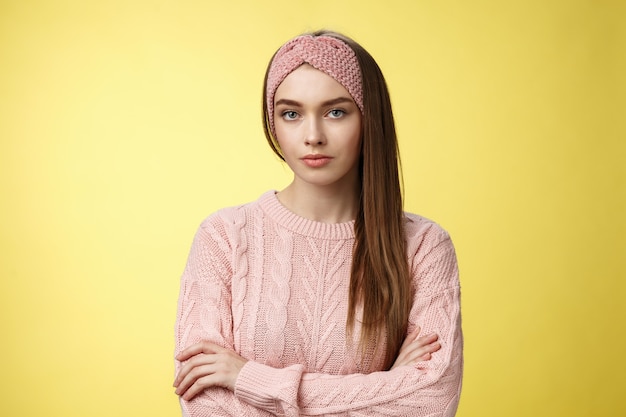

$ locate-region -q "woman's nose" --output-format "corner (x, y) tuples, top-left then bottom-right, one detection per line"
(304, 118), (326, 146)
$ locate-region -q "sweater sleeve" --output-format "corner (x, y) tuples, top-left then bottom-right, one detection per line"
(174, 218), (273, 417)
(233, 231), (463, 417)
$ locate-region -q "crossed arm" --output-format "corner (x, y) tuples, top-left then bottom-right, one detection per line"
(174, 326), (442, 400)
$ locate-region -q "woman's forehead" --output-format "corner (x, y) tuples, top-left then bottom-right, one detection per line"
(274, 65), (352, 103)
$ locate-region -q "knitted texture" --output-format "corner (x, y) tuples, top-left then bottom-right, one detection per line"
(266, 34), (364, 139)
(174, 191), (463, 417)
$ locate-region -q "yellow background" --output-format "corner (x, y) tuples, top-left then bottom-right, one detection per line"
(1, 0), (624, 415)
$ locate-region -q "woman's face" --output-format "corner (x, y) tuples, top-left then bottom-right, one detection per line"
(273, 64), (362, 192)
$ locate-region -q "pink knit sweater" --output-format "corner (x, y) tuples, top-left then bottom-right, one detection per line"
(175, 191), (463, 416)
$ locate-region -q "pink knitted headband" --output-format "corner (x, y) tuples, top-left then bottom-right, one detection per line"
(266, 34), (363, 137)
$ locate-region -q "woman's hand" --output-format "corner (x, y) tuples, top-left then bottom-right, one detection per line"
(391, 326), (441, 369)
(173, 342), (248, 400)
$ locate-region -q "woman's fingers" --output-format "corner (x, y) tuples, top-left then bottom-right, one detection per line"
(180, 372), (220, 400)
(176, 341), (222, 362)
(174, 342), (248, 398)
(400, 326), (421, 348)
(416, 333), (439, 348)
(392, 329), (441, 369)
(174, 351), (213, 387)
(175, 359), (216, 397)
(405, 338), (441, 363)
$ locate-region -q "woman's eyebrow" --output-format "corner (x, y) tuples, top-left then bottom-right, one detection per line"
(321, 97), (354, 106)
(274, 98), (302, 107)
(274, 97), (354, 107)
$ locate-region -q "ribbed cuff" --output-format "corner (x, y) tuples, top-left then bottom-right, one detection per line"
(234, 361), (304, 413)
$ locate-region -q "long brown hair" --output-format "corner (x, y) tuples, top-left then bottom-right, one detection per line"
(262, 30), (411, 370)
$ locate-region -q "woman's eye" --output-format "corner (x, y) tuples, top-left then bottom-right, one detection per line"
(282, 111), (298, 120)
(328, 109), (345, 118)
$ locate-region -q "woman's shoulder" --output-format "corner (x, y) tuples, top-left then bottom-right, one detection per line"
(403, 211), (454, 259)
(404, 211), (451, 240)
(196, 192), (272, 234)
(403, 212), (459, 291)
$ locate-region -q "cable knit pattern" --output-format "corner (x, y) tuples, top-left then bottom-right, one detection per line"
(174, 191), (463, 416)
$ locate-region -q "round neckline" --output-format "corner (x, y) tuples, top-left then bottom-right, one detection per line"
(259, 191), (355, 240)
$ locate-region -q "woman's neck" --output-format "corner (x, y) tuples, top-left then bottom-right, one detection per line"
(276, 181), (359, 224)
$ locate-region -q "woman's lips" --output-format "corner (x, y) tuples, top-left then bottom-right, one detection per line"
(301, 154), (333, 168)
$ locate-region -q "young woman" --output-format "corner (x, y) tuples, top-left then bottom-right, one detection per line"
(173, 30), (463, 416)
